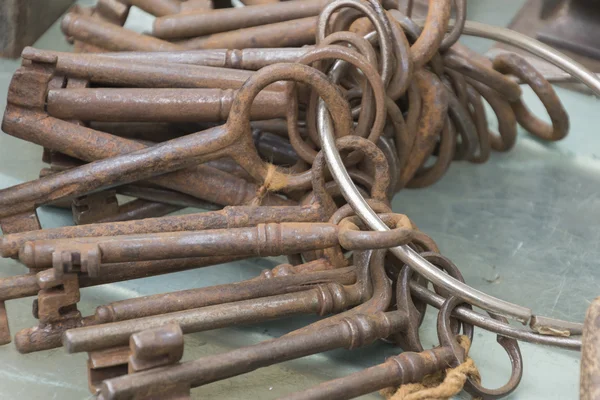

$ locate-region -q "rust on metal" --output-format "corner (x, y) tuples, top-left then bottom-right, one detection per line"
(0, 0), (582, 399)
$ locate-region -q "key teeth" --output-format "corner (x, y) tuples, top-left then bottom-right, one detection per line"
(72, 192), (119, 225)
(62, 330), (78, 354)
(128, 324), (184, 373)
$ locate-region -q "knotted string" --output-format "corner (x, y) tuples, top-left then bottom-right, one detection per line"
(249, 164), (288, 206)
(381, 336), (482, 400)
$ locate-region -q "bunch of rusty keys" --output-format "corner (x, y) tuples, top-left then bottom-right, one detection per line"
(62, 0), (339, 53)
(0, 0), (587, 398)
(1, 47), (568, 230)
(70, 251), (524, 400)
(0, 144), (396, 351)
(1, 208), (460, 393)
(2, 45), (395, 233)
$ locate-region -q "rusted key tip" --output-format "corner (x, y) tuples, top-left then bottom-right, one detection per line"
(14, 333), (31, 354)
(61, 13), (76, 37)
(0, 237), (12, 259)
(18, 242), (36, 268)
(20, 47), (57, 64)
(62, 330), (78, 354)
(95, 306), (115, 324)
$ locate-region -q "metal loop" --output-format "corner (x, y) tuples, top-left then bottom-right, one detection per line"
(226, 62), (353, 190)
(439, 0), (467, 52)
(338, 213), (413, 250)
(493, 52), (570, 141)
(438, 296), (524, 400)
(317, 0), (394, 87)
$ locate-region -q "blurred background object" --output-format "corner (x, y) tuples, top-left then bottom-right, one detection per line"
(0, 0), (76, 58)
(537, 0), (600, 61)
(494, 0), (600, 90)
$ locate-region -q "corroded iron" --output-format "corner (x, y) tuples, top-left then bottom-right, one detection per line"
(0, 0), (589, 399)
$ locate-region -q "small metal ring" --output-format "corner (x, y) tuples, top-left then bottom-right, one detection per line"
(438, 296), (524, 399)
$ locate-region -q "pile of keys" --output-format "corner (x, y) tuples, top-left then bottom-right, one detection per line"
(0, 0), (598, 398)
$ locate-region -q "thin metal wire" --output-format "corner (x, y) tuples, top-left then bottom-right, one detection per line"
(409, 282), (581, 350)
(513, 71), (600, 84)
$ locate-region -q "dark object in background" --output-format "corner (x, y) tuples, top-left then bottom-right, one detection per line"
(501, 0), (600, 73)
(537, 0), (600, 60)
(0, 0), (76, 58)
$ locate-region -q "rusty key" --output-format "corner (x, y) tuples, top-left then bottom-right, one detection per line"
(176, 17), (318, 49)
(21, 48), (288, 91)
(46, 88), (288, 123)
(153, 0), (328, 39)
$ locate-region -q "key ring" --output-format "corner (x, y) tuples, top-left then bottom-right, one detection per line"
(316, 47), (533, 322)
(316, 14), (600, 324)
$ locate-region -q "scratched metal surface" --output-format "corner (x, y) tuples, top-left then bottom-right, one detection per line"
(1, 0), (599, 398)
